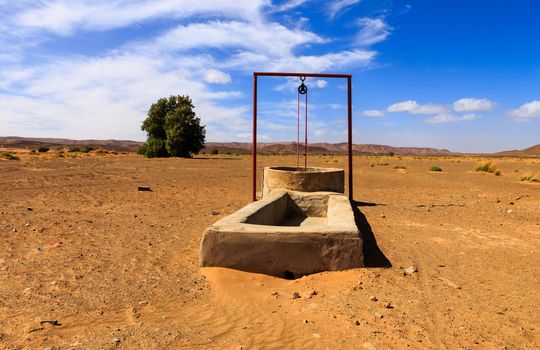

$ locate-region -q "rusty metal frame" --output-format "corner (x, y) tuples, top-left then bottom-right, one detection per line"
(252, 72), (354, 202)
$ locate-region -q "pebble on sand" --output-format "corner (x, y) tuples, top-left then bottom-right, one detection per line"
(292, 292), (301, 299)
(404, 266), (418, 275)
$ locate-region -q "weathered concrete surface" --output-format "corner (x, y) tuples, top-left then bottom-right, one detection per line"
(263, 167), (344, 197)
(200, 192), (363, 277)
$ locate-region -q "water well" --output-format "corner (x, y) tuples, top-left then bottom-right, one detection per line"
(199, 71), (363, 277)
(200, 167), (363, 277)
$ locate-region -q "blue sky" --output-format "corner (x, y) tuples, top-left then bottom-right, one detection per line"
(0, 0), (539, 152)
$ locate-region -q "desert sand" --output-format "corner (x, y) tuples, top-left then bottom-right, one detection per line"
(0, 152), (539, 349)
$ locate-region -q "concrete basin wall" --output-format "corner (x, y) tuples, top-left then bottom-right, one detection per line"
(263, 167), (344, 197)
(200, 191), (363, 277)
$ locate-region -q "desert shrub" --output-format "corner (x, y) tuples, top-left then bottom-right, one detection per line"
(475, 161), (498, 173)
(68, 146), (80, 152)
(430, 166), (443, 172)
(80, 145), (94, 153)
(37, 146), (49, 153)
(494, 170), (502, 176)
(0, 151), (19, 160)
(394, 165), (406, 169)
(520, 173), (538, 182)
(210, 148), (219, 155)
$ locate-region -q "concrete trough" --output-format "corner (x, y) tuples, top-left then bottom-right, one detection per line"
(200, 190), (363, 277)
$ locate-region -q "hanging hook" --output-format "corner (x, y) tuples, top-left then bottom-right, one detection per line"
(298, 76), (308, 95)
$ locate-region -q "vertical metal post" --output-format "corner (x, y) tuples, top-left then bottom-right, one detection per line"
(347, 76), (353, 201)
(252, 74), (258, 202)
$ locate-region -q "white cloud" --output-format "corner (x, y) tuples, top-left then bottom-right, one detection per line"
(147, 20), (324, 57)
(362, 109), (385, 117)
(314, 80), (328, 88)
(356, 17), (392, 47)
(508, 100), (540, 121)
(271, 0), (309, 12)
(204, 69), (231, 84)
(425, 113), (480, 124)
(0, 1), (382, 142)
(387, 100), (447, 115)
(12, 0), (267, 35)
(328, 0), (362, 19)
(453, 98), (497, 112)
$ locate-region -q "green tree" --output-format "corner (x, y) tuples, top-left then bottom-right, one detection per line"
(139, 95), (206, 158)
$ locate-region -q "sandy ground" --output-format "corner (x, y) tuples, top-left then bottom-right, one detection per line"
(0, 152), (539, 349)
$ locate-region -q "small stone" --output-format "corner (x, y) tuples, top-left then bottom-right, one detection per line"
(312, 333), (321, 338)
(384, 302), (394, 309)
(309, 290), (318, 297)
(27, 207), (33, 211)
(369, 295), (378, 302)
(509, 202), (514, 205)
(506, 209), (513, 214)
(292, 292), (301, 299)
(373, 312), (383, 319)
(380, 214), (386, 218)
(303, 319), (309, 324)
(354, 320), (361, 326)
(137, 186), (152, 192)
(51, 281), (57, 285)
(211, 211), (220, 215)
(112, 337), (120, 343)
(138, 300), (148, 305)
(271, 291), (279, 296)
(25, 223), (30, 227)
(12, 228), (17, 232)
(404, 266), (418, 275)
(497, 307), (507, 315)
(363, 342), (377, 350)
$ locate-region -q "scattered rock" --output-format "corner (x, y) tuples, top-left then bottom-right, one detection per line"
(380, 214), (386, 218)
(138, 300), (148, 305)
(438, 277), (461, 289)
(137, 186), (152, 192)
(308, 290), (318, 298)
(369, 295), (378, 302)
(24, 223), (30, 227)
(303, 319), (309, 324)
(12, 228), (17, 232)
(404, 266), (418, 275)
(312, 333), (321, 338)
(112, 337), (121, 343)
(211, 211), (220, 215)
(292, 292), (301, 299)
(509, 202), (514, 205)
(363, 342), (376, 350)
(373, 312), (383, 319)
(384, 302), (394, 309)
(27, 207), (33, 211)
(506, 209), (513, 214)
(354, 320), (361, 326)
(497, 307), (507, 315)
(40, 320), (61, 326)
(271, 291), (279, 296)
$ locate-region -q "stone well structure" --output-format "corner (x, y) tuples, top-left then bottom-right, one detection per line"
(200, 167), (363, 277)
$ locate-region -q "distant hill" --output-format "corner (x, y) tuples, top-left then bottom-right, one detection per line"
(495, 144), (540, 157)
(0, 137), (455, 156)
(203, 142), (453, 156)
(0, 136), (144, 152)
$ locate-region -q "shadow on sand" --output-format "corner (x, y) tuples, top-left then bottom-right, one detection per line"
(351, 200), (392, 268)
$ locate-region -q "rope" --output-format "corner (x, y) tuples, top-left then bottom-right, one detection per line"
(304, 89), (308, 171)
(297, 88), (300, 170)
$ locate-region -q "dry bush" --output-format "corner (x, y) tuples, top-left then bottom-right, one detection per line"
(475, 161), (499, 174)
